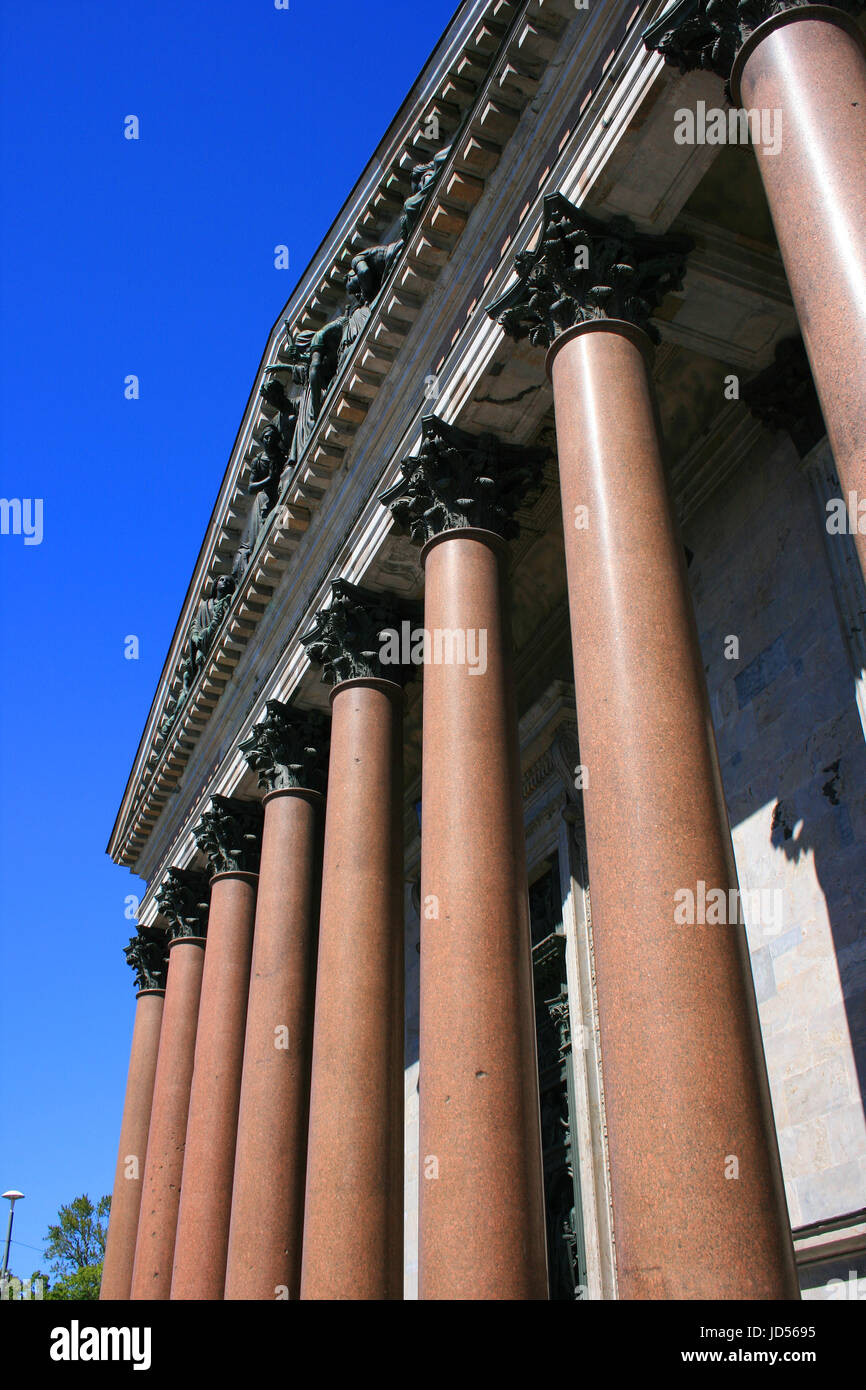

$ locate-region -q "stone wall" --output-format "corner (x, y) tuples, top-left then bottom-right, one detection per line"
(685, 430), (866, 1296)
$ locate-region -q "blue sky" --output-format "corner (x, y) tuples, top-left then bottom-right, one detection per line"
(0, 0), (457, 1276)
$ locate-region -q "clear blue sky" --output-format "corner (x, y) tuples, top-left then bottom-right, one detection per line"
(0, 0), (457, 1276)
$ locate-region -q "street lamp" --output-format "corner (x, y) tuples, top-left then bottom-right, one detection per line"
(1, 1190), (24, 1277)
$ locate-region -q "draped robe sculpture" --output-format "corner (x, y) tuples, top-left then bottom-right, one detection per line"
(232, 425), (286, 583)
(283, 143), (452, 468)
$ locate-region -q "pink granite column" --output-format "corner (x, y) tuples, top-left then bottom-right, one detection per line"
(171, 862), (258, 1300)
(731, 9), (866, 575)
(298, 583), (407, 1301)
(224, 774), (325, 1300)
(300, 678), (404, 1299)
(101, 973), (165, 1300)
(547, 318), (798, 1299)
(417, 528), (548, 1300)
(130, 931), (206, 1300)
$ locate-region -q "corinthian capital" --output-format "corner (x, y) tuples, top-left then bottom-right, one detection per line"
(239, 700), (330, 794)
(154, 867), (212, 941)
(742, 335), (826, 458)
(488, 193), (691, 349)
(194, 796), (264, 876)
(302, 580), (421, 687)
(643, 1), (865, 81)
(123, 926), (169, 992)
(380, 414), (546, 547)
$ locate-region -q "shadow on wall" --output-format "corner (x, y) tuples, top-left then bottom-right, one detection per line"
(769, 770), (866, 1098)
(685, 430), (866, 1225)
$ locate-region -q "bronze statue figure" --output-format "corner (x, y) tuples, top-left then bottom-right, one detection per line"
(186, 573), (236, 679)
(280, 145), (452, 470)
(233, 425), (286, 583)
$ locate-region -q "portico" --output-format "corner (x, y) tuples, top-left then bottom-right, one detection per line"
(104, 0), (866, 1301)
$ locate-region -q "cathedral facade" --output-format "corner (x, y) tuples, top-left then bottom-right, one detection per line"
(103, 0), (866, 1300)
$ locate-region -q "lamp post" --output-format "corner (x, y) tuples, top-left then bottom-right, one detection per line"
(1, 1191), (24, 1277)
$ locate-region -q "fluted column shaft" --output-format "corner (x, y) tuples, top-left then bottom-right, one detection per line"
(731, 9), (866, 576)
(418, 529), (548, 1300)
(101, 989), (164, 1300)
(300, 679), (404, 1300)
(171, 872), (257, 1299)
(225, 789), (323, 1300)
(548, 319), (799, 1299)
(131, 938), (205, 1299)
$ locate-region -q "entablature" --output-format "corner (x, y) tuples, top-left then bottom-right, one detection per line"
(110, 0), (585, 872)
(115, 0), (802, 894)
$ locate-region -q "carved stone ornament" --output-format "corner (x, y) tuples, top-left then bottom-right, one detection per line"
(742, 335), (826, 457)
(239, 700), (330, 794)
(643, 1), (865, 82)
(380, 413), (547, 545)
(302, 579), (421, 687)
(124, 925), (169, 992)
(154, 867), (212, 941)
(159, 574), (237, 742)
(193, 796), (264, 876)
(488, 193), (691, 348)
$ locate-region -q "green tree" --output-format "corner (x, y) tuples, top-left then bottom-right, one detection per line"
(43, 1194), (110, 1299)
(45, 1264), (102, 1301)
